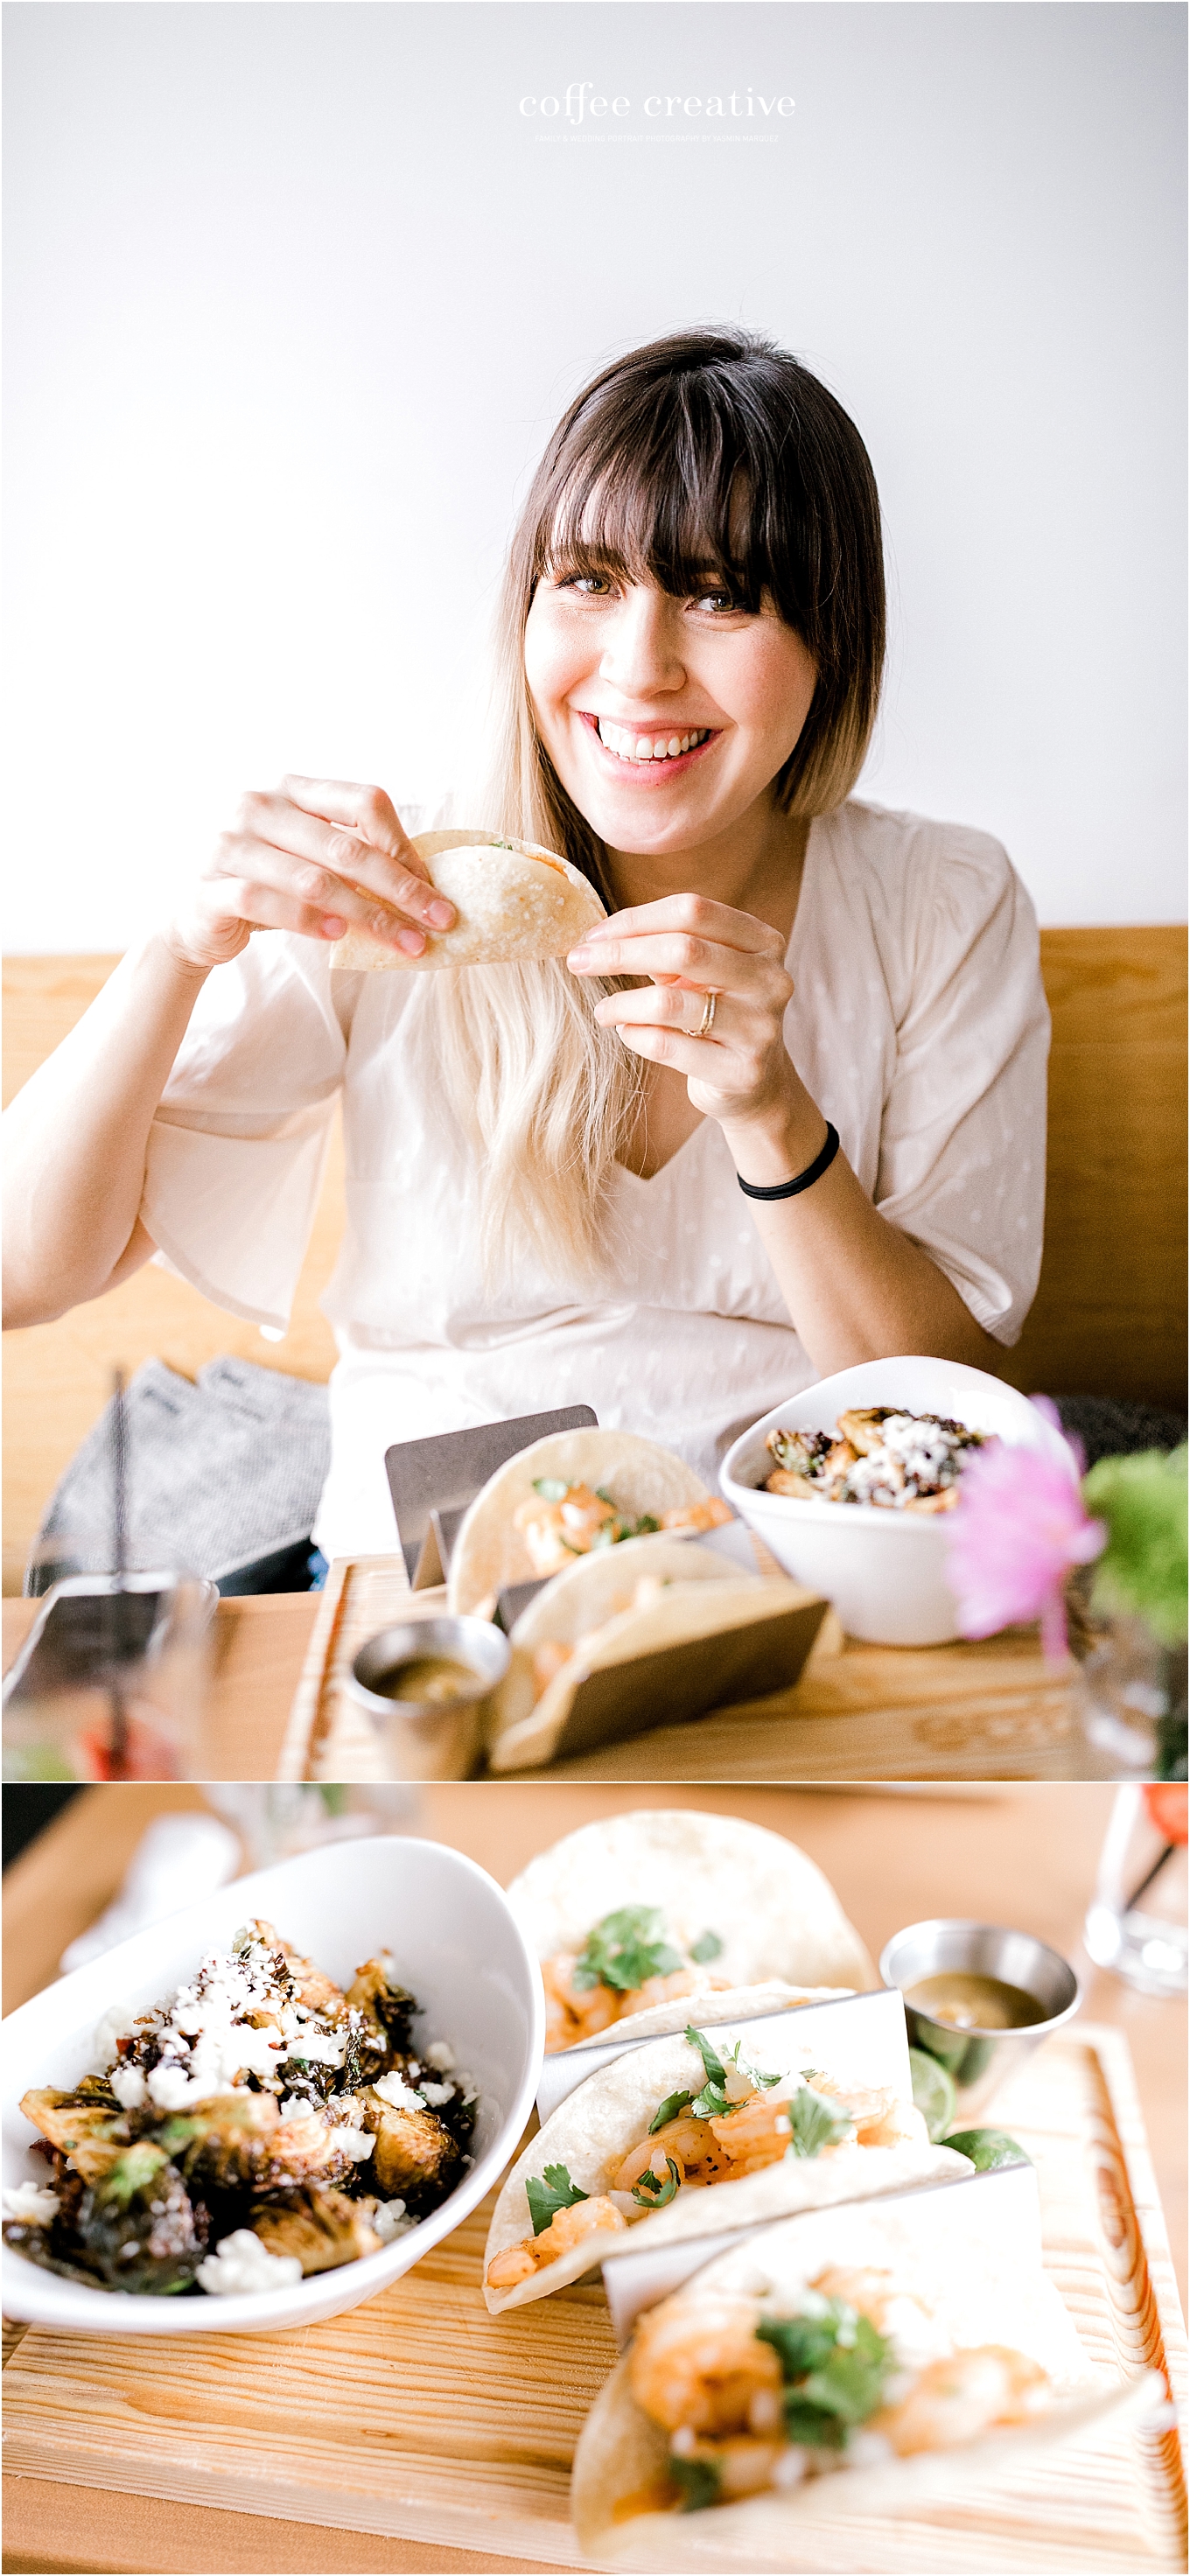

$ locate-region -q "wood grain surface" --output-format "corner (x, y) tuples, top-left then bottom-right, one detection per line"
(4, 928), (1186, 1589)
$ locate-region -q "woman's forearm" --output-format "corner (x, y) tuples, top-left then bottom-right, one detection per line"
(3, 935), (213, 1325)
(722, 1091), (999, 1377)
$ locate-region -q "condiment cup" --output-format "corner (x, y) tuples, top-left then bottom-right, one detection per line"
(345, 1616), (510, 1780)
(719, 1356), (1074, 1645)
(2, 1835), (544, 2334)
(879, 1917), (1080, 2118)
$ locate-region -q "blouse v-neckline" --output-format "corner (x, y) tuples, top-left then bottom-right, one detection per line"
(612, 818), (817, 1187)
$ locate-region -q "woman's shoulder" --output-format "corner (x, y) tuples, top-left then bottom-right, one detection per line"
(816, 797), (1034, 946)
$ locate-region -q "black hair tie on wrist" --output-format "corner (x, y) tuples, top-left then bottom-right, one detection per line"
(737, 1121), (840, 1200)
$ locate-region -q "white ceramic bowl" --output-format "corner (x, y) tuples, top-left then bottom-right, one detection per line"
(721, 1357), (1074, 1647)
(2, 1836), (543, 2334)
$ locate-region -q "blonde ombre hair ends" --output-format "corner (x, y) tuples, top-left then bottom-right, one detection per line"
(424, 327), (886, 1285)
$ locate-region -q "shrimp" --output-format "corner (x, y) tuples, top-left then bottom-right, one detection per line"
(660, 1498), (733, 1533)
(629, 2292), (782, 2434)
(485, 2193), (626, 2290)
(612, 2089), (792, 2194)
(707, 2095), (792, 2175)
(808, 2266), (944, 2359)
(619, 1968), (731, 2018)
(541, 1952), (620, 2049)
(672, 2435), (788, 2499)
(813, 2078), (923, 2150)
(874, 2346), (1049, 2455)
(514, 1484), (618, 1574)
(612, 2116), (724, 2194)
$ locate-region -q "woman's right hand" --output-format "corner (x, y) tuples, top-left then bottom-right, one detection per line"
(164, 775), (457, 970)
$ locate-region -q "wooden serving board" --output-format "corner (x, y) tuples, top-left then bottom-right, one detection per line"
(3, 2027), (1186, 2572)
(276, 1552), (1075, 1783)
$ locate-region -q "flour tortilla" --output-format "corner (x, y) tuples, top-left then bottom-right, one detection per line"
(506, 1810), (875, 2015)
(486, 1536), (823, 1774)
(446, 1432), (718, 1618)
(571, 2181), (1164, 2565)
(482, 2008), (968, 2315)
(329, 829), (604, 970)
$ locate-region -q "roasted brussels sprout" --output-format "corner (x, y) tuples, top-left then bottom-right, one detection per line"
(351, 2085), (465, 2207)
(77, 2140), (207, 2293)
(247, 1919), (346, 2018)
(345, 1956), (417, 2059)
(250, 2188), (382, 2275)
(18, 2087), (136, 2186)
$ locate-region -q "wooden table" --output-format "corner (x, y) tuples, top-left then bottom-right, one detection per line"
(4, 1780), (1185, 2574)
(4, 1592), (1081, 1784)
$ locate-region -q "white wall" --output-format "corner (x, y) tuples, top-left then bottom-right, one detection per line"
(3, 0), (1185, 947)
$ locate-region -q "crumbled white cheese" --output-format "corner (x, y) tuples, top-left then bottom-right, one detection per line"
(373, 2070), (426, 2113)
(111, 2063), (148, 2110)
(417, 2080), (454, 2107)
(196, 2230), (303, 2296)
(284, 2028), (345, 2068)
(372, 2199), (414, 2243)
(93, 2004), (136, 2068)
(3, 2182), (60, 2226)
(336, 2128), (375, 2160)
(424, 2040), (456, 2072)
(276, 2095), (309, 2123)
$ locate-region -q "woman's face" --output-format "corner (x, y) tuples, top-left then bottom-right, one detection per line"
(522, 561), (817, 858)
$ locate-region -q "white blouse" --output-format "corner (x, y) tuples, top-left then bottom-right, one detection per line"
(143, 800), (1049, 1558)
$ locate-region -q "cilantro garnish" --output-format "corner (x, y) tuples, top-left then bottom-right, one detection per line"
(532, 1477), (570, 1502)
(649, 2087), (693, 2135)
(631, 2154), (682, 2208)
(669, 2453), (722, 2512)
(572, 1906), (684, 1994)
(757, 2302), (892, 2447)
(690, 1930), (724, 1964)
(525, 2163), (588, 2236)
(683, 2026), (780, 2118)
(785, 2086), (853, 2159)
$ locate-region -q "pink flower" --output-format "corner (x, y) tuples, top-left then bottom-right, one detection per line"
(944, 1408), (1106, 1662)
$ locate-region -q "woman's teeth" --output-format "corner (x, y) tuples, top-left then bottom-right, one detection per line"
(595, 719), (710, 764)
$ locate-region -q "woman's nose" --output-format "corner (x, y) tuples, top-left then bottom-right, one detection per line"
(598, 589), (685, 698)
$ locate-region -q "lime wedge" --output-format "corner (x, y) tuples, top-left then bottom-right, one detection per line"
(944, 2127), (1030, 2170)
(908, 2047), (956, 2141)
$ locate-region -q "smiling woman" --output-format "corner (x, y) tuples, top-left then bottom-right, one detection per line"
(2, 328), (1048, 1559)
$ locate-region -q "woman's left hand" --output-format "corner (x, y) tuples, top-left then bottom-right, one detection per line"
(567, 893), (799, 1138)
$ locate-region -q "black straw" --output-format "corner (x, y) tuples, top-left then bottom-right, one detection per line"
(108, 1368), (130, 1775)
(1123, 1840), (1174, 1914)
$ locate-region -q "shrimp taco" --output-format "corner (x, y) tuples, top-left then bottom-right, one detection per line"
(330, 829), (605, 971)
(445, 1430), (732, 1620)
(485, 1536), (824, 1774)
(570, 2167), (1163, 2565)
(482, 1995), (968, 2316)
(506, 1810), (874, 2054)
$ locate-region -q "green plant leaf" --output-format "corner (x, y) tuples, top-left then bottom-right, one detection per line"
(690, 1930), (724, 1964)
(1083, 1447), (1188, 1645)
(669, 2454), (722, 2512)
(532, 1477), (570, 1502)
(785, 2086), (853, 2159)
(631, 2154), (682, 2208)
(525, 2163), (587, 2236)
(648, 2089), (693, 2135)
(572, 1907), (684, 1994)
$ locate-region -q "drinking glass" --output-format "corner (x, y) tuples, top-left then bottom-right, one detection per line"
(1083, 1784), (1188, 1996)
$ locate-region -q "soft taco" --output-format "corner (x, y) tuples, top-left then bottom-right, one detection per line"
(445, 1430), (733, 1619)
(329, 829), (605, 970)
(506, 1810), (875, 2053)
(570, 2167), (1163, 2564)
(482, 1998), (969, 2316)
(485, 1536), (824, 1774)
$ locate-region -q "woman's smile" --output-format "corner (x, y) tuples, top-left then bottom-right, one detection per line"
(578, 709), (720, 780)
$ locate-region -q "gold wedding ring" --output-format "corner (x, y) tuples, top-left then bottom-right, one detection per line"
(696, 990), (718, 1040)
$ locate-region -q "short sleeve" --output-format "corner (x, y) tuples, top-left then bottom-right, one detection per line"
(142, 934), (349, 1331)
(874, 829), (1049, 1345)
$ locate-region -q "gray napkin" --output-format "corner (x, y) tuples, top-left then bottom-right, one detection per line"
(31, 1354), (331, 1593)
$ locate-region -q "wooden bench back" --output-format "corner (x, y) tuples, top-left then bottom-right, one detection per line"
(3, 929), (1185, 1588)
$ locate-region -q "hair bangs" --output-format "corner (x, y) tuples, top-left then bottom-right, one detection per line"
(538, 370), (792, 620)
